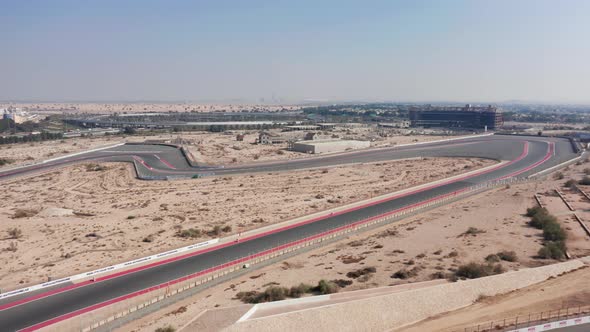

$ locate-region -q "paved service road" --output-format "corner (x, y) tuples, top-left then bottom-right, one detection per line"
(0, 134), (580, 331)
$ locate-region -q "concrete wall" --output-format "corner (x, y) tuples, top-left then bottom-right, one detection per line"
(225, 259), (586, 332)
(292, 140), (370, 154)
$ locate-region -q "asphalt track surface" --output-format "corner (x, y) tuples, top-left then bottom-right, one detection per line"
(0, 135), (579, 331)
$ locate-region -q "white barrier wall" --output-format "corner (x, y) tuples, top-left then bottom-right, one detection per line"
(0, 239), (218, 300)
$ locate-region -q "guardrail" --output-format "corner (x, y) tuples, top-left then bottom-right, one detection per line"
(0, 239), (218, 301)
(43, 177), (526, 332)
(455, 305), (590, 332)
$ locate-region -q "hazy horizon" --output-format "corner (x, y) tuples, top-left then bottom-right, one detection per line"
(1, 0), (589, 104)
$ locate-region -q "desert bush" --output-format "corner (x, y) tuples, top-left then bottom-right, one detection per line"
(584, 168), (590, 175)
(142, 234), (154, 243)
(542, 221), (567, 241)
(155, 325), (176, 332)
(346, 267), (376, 279)
(391, 267), (420, 279)
(6, 242), (17, 252)
(12, 209), (37, 219)
(554, 172), (565, 180)
(288, 283), (313, 298)
(315, 279), (339, 294)
(564, 179), (577, 188)
(447, 250), (459, 258)
(579, 176), (590, 185)
(485, 254), (500, 263)
(331, 279), (353, 288)
(430, 271), (447, 279)
(235, 291), (263, 304)
(7, 227), (22, 239)
(86, 163), (107, 172)
(526, 206), (548, 217)
(221, 225), (232, 233)
(262, 286), (288, 302)
(497, 250), (518, 262)
(538, 241), (567, 260)
(455, 263), (504, 279)
(236, 286), (289, 303)
(463, 227), (485, 236)
(210, 225), (222, 236)
(276, 150), (285, 155)
(529, 211), (557, 229)
(176, 228), (201, 238)
(0, 158), (14, 166)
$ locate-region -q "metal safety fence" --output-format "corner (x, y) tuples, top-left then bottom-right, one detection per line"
(456, 305), (590, 332)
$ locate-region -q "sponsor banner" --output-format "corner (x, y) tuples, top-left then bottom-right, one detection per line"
(0, 239), (218, 301)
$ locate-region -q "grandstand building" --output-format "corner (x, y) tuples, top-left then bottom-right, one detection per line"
(409, 105), (503, 130)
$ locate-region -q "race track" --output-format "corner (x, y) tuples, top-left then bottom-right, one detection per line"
(0, 134), (580, 331)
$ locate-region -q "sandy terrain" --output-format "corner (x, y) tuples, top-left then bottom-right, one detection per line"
(0, 129), (463, 170)
(400, 266), (590, 332)
(0, 157), (491, 290)
(173, 130), (459, 165)
(118, 159), (590, 332)
(0, 103), (302, 114)
(0, 137), (124, 169)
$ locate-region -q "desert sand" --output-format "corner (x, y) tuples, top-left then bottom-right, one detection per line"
(117, 159), (590, 332)
(0, 156), (491, 290)
(172, 130), (458, 165)
(0, 137), (123, 169)
(0, 130), (459, 169)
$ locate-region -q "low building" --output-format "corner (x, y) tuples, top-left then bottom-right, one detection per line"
(317, 123), (337, 130)
(284, 125), (320, 131)
(291, 139), (370, 154)
(258, 131), (287, 144)
(378, 121), (410, 129)
(304, 132), (318, 141)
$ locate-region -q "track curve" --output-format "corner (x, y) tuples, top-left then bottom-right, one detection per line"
(0, 134), (579, 331)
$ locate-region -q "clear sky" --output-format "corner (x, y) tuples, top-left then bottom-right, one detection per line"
(1, 0), (589, 104)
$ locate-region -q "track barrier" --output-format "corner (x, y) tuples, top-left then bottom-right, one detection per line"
(456, 305), (590, 332)
(0, 240), (218, 301)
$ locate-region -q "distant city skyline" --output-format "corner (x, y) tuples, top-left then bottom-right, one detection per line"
(1, 0), (589, 104)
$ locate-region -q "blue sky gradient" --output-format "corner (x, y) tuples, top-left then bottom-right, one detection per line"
(1, 0), (589, 103)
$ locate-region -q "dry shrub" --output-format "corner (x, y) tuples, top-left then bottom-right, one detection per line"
(12, 209), (37, 219)
(7, 227), (22, 239)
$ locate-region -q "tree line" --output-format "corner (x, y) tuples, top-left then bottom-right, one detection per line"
(0, 132), (63, 145)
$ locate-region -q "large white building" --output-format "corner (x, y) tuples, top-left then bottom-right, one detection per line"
(291, 139), (370, 154)
(2, 107), (37, 124)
